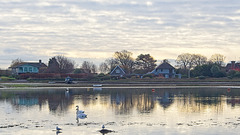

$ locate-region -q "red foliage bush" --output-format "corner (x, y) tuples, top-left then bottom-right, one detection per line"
(19, 73), (91, 79)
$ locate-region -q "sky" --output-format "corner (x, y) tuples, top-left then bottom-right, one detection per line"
(0, 0), (240, 69)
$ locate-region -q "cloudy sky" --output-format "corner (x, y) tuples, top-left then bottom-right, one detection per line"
(0, 0), (240, 69)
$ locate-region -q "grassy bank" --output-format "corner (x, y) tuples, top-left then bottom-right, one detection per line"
(1, 77), (240, 88)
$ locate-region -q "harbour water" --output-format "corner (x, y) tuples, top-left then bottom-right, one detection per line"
(0, 87), (240, 135)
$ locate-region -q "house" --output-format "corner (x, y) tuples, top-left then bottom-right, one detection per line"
(226, 61), (240, 72)
(10, 60), (47, 75)
(151, 60), (178, 78)
(110, 65), (126, 77)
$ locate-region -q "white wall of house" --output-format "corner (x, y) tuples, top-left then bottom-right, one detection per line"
(151, 68), (176, 78)
(155, 69), (175, 74)
(156, 69), (170, 74)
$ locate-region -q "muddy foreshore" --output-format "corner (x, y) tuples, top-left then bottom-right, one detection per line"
(1, 81), (240, 89)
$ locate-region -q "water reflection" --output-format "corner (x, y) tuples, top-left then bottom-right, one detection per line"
(1, 88), (240, 114)
(1, 87), (240, 134)
(157, 91), (173, 109)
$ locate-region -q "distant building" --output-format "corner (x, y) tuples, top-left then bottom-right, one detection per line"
(10, 60), (47, 75)
(0, 69), (11, 76)
(110, 65), (126, 77)
(151, 60), (180, 78)
(226, 61), (240, 72)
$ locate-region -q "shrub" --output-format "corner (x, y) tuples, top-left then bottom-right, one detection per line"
(98, 73), (105, 77)
(0, 76), (15, 81)
(197, 76), (206, 79)
(213, 71), (226, 78)
(234, 72), (240, 78)
(143, 74), (153, 78)
(227, 70), (236, 77)
(121, 77), (127, 79)
(102, 76), (111, 80)
(181, 75), (188, 78)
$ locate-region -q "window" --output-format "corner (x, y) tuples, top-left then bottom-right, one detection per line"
(29, 67), (32, 72)
(19, 67), (23, 72)
(24, 67), (28, 72)
(34, 67), (38, 72)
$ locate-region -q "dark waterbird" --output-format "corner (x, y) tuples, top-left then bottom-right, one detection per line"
(55, 126), (62, 135)
(56, 126), (62, 131)
(99, 125), (114, 134)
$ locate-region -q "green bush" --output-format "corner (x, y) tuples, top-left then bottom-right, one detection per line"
(197, 76), (206, 79)
(181, 75), (188, 78)
(102, 75), (111, 80)
(0, 76), (15, 81)
(227, 70), (236, 77)
(143, 74), (153, 78)
(234, 72), (240, 78)
(213, 71), (226, 78)
(98, 73), (105, 77)
(121, 77), (127, 79)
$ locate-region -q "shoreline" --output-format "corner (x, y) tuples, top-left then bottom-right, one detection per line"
(1, 81), (240, 89)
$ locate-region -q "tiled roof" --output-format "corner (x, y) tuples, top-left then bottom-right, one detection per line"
(11, 62), (47, 68)
(156, 62), (175, 69)
(110, 65), (126, 75)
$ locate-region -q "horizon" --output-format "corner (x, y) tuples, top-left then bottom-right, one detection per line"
(1, 0), (240, 69)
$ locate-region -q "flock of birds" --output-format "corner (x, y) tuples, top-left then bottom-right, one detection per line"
(55, 88), (113, 134)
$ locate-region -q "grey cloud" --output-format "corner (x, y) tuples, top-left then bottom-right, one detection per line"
(0, 0), (240, 68)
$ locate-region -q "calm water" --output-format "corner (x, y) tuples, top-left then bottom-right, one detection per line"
(1, 87), (240, 135)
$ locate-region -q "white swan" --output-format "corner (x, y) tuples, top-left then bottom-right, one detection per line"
(76, 105), (87, 118)
(66, 88), (69, 92)
(76, 105), (85, 114)
(77, 113), (87, 118)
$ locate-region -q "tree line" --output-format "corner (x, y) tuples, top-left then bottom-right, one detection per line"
(10, 50), (157, 75)
(10, 50), (239, 78)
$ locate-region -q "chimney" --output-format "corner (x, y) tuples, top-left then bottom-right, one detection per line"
(231, 61), (235, 69)
(39, 60), (42, 64)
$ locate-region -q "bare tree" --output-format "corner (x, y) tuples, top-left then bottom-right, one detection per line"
(176, 53), (194, 70)
(47, 55), (75, 73)
(91, 64), (97, 73)
(99, 62), (110, 74)
(105, 58), (118, 71)
(56, 55), (76, 73)
(81, 61), (97, 73)
(114, 50), (134, 73)
(176, 53), (197, 78)
(10, 58), (24, 67)
(210, 54), (226, 66)
(192, 54), (207, 67)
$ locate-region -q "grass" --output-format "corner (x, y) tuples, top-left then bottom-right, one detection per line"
(0, 76), (240, 88)
(99, 77), (240, 83)
(0, 76), (15, 81)
(2, 84), (33, 88)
